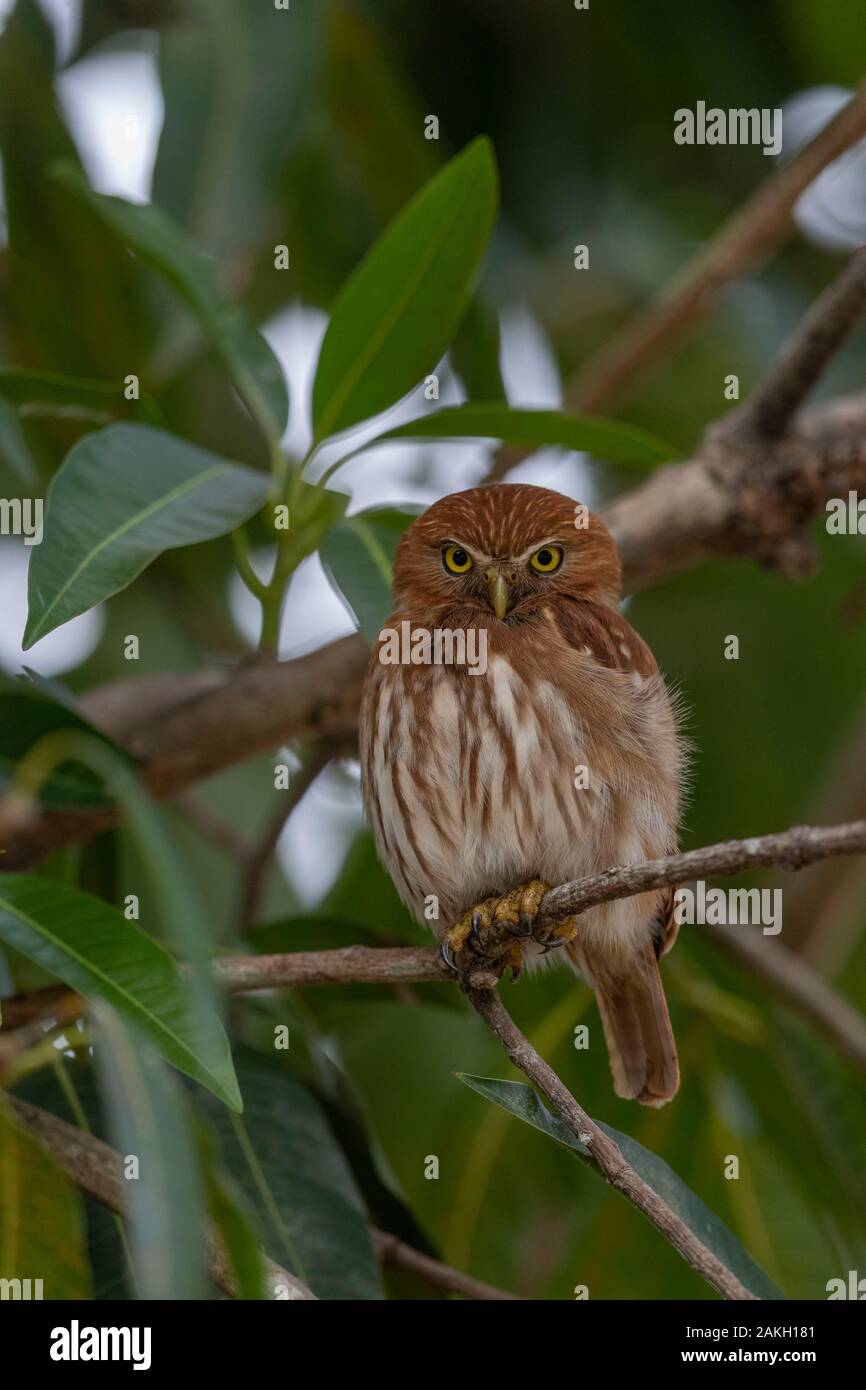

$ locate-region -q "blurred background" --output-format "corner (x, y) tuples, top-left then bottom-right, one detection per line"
(2, 0), (866, 1299)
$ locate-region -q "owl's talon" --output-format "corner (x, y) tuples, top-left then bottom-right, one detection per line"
(443, 880), (550, 980)
(534, 915), (579, 952)
(440, 939), (458, 973)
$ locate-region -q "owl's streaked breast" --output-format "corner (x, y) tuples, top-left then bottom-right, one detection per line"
(360, 644), (678, 943)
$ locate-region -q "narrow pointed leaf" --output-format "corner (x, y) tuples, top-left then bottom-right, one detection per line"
(200, 1048), (383, 1300)
(25, 423), (269, 646)
(458, 1074), (782, 1300)
(95, 1007), (209, 1300)
(374, 403), (677, 468)
(0, 875), (241, 1111)
(312, 138), (497, 440)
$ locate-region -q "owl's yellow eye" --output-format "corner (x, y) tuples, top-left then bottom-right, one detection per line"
(530, 545), (563, 573)
(443, 545), (473, 574)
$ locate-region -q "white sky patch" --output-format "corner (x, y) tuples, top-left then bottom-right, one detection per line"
(0, 542), (104, 676)
(275, 760), (363, 907)
(57, 40), (163, 202)
(782, 86), (866, 252)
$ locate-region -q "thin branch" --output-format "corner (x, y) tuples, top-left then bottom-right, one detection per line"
(466, 988), (755, 1300)
(565, 83), (866, 417)
(371, 1228), (522, 1300)
(214, 944), (447, 992)
(728, 245), (866, 439)
(702, 919), (866, 1074)
(8, 1097), (315, 1300)
(238, 744), (333, 930)
(4, 821), (866, 1077)
(172, 791), (255, 861)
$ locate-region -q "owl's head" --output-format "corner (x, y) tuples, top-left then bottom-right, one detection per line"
(393, 483), (622, 620)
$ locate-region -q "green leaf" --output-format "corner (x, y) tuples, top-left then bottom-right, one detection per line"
(0, 1), (149, 379)
(458, 1074), (783, 1301)
(0, 875), (241, 1111)
(51, 162), (289, 442)
(24, 423), (269, 647)
(450, 300), (506, 401)
(319, 508), (416, 642)
(200, 1047), (383, 1300)
(0, 1096), (91, 1300)
(198, 1121), (267, 1301)
(0, 675), (131, 809)
(312, 138), (498, 441)
(374, 403), (677, 468)
(95, 1006), (209, 1300)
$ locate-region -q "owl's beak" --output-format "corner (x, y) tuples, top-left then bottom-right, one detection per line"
(485, 569), (511, 620)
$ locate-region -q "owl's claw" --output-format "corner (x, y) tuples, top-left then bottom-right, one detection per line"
(442, 879), (551, 982)
(439, 938), (459, 973)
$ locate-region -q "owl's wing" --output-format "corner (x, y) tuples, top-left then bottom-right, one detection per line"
(549, 593), (659, 680)
(552, 595), (681, 1103)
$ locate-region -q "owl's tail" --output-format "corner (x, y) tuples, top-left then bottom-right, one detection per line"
(566, 940), (679, 1106)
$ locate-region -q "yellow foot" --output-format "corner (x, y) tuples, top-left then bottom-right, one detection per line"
(441, 879), (551, 983)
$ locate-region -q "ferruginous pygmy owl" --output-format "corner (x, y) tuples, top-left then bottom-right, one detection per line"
(360, 483), (686, 1105)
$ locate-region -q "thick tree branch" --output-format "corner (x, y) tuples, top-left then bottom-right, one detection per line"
(8, 1097), (316, 1300)
(3, 245), (866, 867)
(466, 989), (755, 1300)
(3, 381), (864, 870)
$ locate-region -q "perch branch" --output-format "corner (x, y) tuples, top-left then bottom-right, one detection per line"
(466, 988), (755, 1300)
(8, 1097), (315, 1300)
(5, 820), (865, 1078)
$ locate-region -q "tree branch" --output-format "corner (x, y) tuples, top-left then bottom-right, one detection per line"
(725, 245), (866, 440)
(5, 820), (865, 1079)
(702, 919), (866, 1075)
(565, 83), (866, 418)
(238, 743), (334, 930)
(371, 1228), (522, 1300)
(466, 988), (755, 1300)
(8, 1097), (316, 1300)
